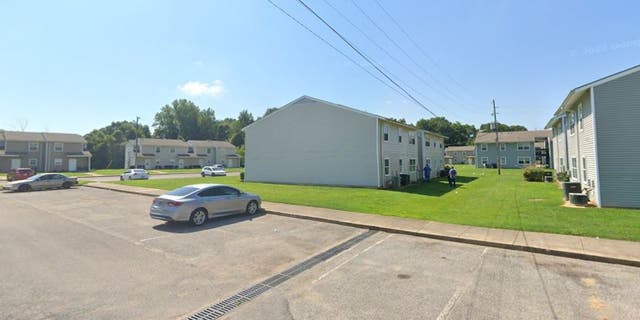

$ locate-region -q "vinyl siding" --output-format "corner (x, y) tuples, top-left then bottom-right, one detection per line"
(245, 99), (378, 187)
(593, 70), (640, 208)
(475, 142), (535, 168)
(576, 92), (598, 202)
(421, 133), (444, 178)
(380, 121), (421, 184)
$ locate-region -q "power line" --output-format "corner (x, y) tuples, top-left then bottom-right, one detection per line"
(295, 0), (437, 117)
(373, 0), (483, 106)
(265, 0), (412, 102)
(320, 0), (448, 111)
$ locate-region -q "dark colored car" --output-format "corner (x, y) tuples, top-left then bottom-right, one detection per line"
(6, 168), (36, 181)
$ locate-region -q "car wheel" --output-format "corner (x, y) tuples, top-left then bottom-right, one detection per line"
(246, 200), (259, 215)
(18, 184), (31, 192)
(62, 182), (72, 189)
(120, 176), (124, 181)
(201, 172), (205, 177)
(189, 208), (208, 226)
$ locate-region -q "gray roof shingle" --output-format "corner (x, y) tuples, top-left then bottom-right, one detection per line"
(474, 130), (551, 144)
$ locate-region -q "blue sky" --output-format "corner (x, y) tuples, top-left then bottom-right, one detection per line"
(1, 0), (638, 135)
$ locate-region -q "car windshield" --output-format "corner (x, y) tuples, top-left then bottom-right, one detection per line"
(166, 186), (199, 196)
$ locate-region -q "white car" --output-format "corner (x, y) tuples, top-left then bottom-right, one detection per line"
(201, 166), (226, 177)
(120, 169), (149, 181)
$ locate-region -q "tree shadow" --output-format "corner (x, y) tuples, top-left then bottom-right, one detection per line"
(395, 176), (479, 197)
(152, 210), (266, 233)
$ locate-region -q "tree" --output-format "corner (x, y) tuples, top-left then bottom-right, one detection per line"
(262, 107), (279, 118)
(416, 117), (477, 146)
(84, 120), (150, 169)
(153, 99), (211, 140)
(479, 122), (528, 132)
(387, 117), (407, 124)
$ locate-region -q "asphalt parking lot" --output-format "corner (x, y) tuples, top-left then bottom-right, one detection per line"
(1, 187), (639, 319)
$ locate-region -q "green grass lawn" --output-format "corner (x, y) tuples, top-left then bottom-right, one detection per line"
(113, 165), (640, 241)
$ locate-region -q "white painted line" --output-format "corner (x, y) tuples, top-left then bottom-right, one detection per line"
(436, 247), (489, 320)
(139, 235), (174, 243)
(313, 234), (393, 284)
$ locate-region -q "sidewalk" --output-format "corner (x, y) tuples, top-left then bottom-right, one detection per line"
(85, 182), (640, 268)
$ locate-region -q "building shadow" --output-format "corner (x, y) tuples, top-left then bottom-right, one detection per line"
(395, 176), (478, 197)
(152, 210), (266, 233)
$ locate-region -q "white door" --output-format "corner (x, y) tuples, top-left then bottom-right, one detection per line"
(178, 159), (184, 169)
(227, 159), (233, 167)
(68, 159), (77, 172)
(11, 159), (21, 169)
(144, 159), (150, 169)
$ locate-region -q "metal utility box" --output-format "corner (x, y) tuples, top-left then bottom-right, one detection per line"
(562, 182), (581, 200)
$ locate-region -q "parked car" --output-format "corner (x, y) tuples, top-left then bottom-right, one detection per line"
(120, 169), (149, 181)
(201, 166), (226, 177)
(149, 184), (261, 226)
(3, 173), (78, 192)
(6, 168), (36, 181)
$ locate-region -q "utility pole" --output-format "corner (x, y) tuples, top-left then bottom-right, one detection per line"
(492, 99), (501, 175)
(134, 116), (140, 168)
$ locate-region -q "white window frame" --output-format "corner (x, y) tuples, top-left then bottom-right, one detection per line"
(517, 143), (530, 151)
(409, 159), (416, 172)
(399, 159), (403, 173)
(383, 126), (389, 141)
(499, 143), (506, 152)
(29, 142), (39, 152)
(559, 158), (565, 172)
(577, 104), (584, 131)
(170, 147), (175, 153)
(155, 147), (160, 153)
(517, 156), (531, 166)
(481, 157), (489, 165)
(54, 158), (63, 167)
(500, 156), (507, 166)
(571, 157), (578, 179)
(425, 158), (431, 166)
(28, 158), (38, 167)
(54, 142), (64, 152)
(398, 128), (403, 143)
(425, 139), (430, 147)
(409, 133), (415, 145)
(207, 148), (212, 154)
(384, 158), (390, 176)
(480, 144), (488, 152)
(569, 112), (576, 135)
(582, 157), (587, 182)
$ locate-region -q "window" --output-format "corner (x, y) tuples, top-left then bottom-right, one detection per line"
(198, 187), (225, 197)
(517, 157), (531, 165)
(384, 159), (390, 176)
(440, 143), (443, 149)
(425, 158), (431, 166)
(188, 147), (194, 153)
(500, 156), (507, 166)
(409, 133), (415, 145)
(481, 157), (489, 165)
(54, 158), (62, 167)
(499, 143), (506, 152)
(399, 159), (403, 173)
(571, 157), (578, 179)
(54, 143), (63, 152)
(170, 147), (175, 153)
(517, 143), (530, 151)
(29, 142), (39, 151)
(559, 158), (565, 172)
(425, 139), (430, 147)
(155, 147), (160, 153)
(28, 158), (38, 167)
(398, 129), (403, 143)
(409, 159), (416, 172)
(582, 157), (587, 181)
(383, 126), (389, 141)
(207, 148), (212, 154)
(569, 112), (576, 135)
(480, 144), (488, 152)
(578, 104), (584, 130)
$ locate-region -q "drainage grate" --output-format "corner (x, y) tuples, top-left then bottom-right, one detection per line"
(187, 229), (377, 320)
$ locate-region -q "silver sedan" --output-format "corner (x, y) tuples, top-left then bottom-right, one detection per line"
(149, 184), (261, 226)
(3, 173), (78, 192)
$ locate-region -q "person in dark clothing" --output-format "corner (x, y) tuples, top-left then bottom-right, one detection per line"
(423, 164), (431, 182)
(448, 166), (457, 188)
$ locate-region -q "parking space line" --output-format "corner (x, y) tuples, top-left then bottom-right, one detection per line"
(139, 235), (174, 243)
(314, 233), (393, 284)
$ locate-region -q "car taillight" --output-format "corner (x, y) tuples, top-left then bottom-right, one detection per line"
(167, 201), (183, 207)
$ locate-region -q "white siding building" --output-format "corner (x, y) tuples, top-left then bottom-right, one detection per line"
(546, 64), (640, 208)
(243, 96), (445, 187)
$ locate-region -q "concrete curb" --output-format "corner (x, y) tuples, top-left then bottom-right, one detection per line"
(85, 183), (640, 268)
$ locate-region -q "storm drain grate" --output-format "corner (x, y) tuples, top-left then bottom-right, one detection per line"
(187, 229), (377, 320)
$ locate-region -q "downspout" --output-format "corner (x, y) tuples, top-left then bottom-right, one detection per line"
(590, 87), (602, 207)
(562, 115), (569, 172)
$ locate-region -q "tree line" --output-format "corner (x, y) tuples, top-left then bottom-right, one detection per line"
(84, 99), (526, 169)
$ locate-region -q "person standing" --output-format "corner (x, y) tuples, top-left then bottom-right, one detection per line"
(423, 164), (432, 182)
(448, 166), (457, 188)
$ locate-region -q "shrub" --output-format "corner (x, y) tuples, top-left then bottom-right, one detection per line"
(523, 166), (550, 182)
(240, 172), (245, 181)
(556, 171), (570, 182)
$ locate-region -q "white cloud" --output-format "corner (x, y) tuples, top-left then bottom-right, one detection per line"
(178, 80), (224, 97)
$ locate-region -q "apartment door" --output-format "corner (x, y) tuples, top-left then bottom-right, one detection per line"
(68, 159), (77, 171)
(11, 159), (21, 169)
(178, 159), (185, 169)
